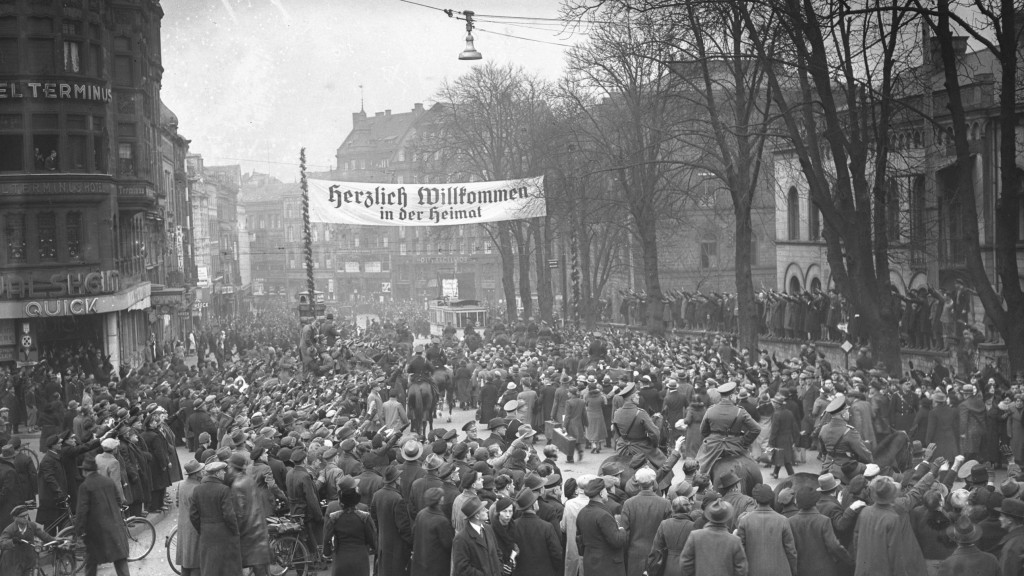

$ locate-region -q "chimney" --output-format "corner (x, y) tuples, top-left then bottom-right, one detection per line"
(375, 111), (384, 117)
(352, 110), (366, 125)
(385, 109), (391, 117)
(413, 103), (424, 112)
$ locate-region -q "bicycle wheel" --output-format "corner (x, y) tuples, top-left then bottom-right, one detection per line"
(51, 549), (77, 576)
(124, 516), (156, 561)
(166, 526), (181, 575)
(55, 526), (85, 574)
(268, 535), (309, 576)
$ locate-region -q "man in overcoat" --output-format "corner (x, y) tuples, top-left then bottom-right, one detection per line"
(998, 498), (1024, 576)
(510, 488), (563, 576)
(74, 454), (131, 576)
(576, 477), (629, 576)
(736, 484), (798, 576)
(452, 496), (503, 576)
(176, 460), (203, 576)
(411, 487), (455, 576)
(938, 515), (1000, 576)
(370, 465), (413, 576)
(36, 435), (69, 534)
(851, 467), (938, 576)
(680, 499), (748, 576)
(619, 468), (671, 576)
(228, 453), (271, 576)
(189, 461), (243, 576)
(286, 449), (324, 555)
(787, 487), (851, 576)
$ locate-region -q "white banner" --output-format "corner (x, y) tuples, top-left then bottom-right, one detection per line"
(308, 176), (546, 226)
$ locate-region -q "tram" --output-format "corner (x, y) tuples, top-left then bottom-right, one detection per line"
(427, 298), (488, 338)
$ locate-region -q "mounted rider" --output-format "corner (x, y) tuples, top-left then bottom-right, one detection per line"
(695, 380), (762, 475)
(610, 382), (667, 467)
(818, 394), (873, 481)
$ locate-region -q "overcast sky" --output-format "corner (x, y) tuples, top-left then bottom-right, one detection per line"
(159, 0), (579, 181)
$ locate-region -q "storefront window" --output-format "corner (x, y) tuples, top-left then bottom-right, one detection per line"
(5, 213), (26, 263)
(38, 212), (57, 260)
(66, 211), (82, 259)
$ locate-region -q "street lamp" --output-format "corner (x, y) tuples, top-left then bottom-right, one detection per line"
(458, 11), (482, 60)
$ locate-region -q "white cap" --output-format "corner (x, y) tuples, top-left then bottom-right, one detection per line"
(101, 438), (119, 451)
(864, 463), (880, 478)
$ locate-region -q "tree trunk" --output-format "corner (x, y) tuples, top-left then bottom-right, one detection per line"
(580, 228), (597, 328)
(636, 218), (664, 336)
(732, 202), (759, 362)
(498, 223), (517, 322)
(513, 223), (534, 320)
(532, 218), (553, 322)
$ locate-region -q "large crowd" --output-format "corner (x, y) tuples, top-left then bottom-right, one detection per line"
(0, 298), (1021, 576)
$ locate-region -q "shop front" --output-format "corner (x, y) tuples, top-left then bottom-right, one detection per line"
(0, 280), (151, 370)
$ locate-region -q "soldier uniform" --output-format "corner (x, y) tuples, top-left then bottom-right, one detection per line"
(611, 383), (666, 467)
(818, 394), (873, 479)
(695, 381), (761, 474)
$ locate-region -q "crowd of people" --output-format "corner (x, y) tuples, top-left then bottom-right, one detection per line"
(0, 297), (1021, 576)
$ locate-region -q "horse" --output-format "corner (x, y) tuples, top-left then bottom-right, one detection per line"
(407, 375), (436, 437)
(386, 367), (408, 406)
(710, 454), (763, 496)
(874, 428), (913, 476)
(432, 366), (455, 423)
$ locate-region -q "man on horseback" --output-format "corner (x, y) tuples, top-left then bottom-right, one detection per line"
(611, 382), (667, 467)
(695, 381), (761, 475)
(818, 394), (873, 481)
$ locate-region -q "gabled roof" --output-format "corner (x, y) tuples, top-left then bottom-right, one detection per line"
(337, 104), (440, 157)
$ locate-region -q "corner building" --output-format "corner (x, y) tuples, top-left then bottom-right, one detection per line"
(0, 0), (170, 369)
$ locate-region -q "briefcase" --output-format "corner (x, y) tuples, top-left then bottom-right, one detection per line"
(545, 420), (577, 457)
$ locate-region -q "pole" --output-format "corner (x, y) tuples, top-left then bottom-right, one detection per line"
(300, 148), (316, 310)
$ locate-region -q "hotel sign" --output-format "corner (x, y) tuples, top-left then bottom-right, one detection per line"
(0, 270), (121, 300)
(0, 80), (111, 102)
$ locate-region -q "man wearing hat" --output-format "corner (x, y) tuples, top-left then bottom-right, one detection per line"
(576, 477), (628, 576)
(611, 382), (667, 467)
(695, 380), (761, 475)
(452, 497), (503, 576)
(815, 473), (864, 545)
(680, 500), (747, 576)
(176, 460), (204, 576)
(619, 467), (671, 576)
(936, 515), (1000, 575)
(818, 394), (873, 479)
(189, 461), (243, 576)
(481, 417), (509, 452)
(787, 486), (852, 575)
(411, 486), (454, 576)
(998, 498), (1024, 576)
(410, 454), (445, 518)
(510, 488), (563, 576)
(397, 439), (426, 501)
(0, 502), (61, 575)
(736, 484), (798, 576)
(186, 399), (217, 454)
(371, 465), (414, 576)
(74, 455), (132, 576)
(662, 379), (688, 448)
(285, 449), (324, 557)
(227, 453), (271, 576)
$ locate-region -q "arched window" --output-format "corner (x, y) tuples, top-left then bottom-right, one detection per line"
(699, 235), (717, 269)
(787, 186), (800, 241)
(788, 275), (802, 294)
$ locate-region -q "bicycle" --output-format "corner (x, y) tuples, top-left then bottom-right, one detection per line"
(56, 506), (155, 573)
(166, 514), (313, 576)
(31, 539), (76, 576)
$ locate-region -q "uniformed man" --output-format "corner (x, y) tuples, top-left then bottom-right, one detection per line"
(818, 394), (873, 480)
(694, 381), (762, 475)
(611, 382), (667, 467)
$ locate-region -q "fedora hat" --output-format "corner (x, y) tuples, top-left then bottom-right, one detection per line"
(183, 459), (205, 476)
(337, 475), (360, 493)
(516, 425), (537, 440)
(423, 454), (444, 471)
(947, 514), (983, 544)
(460, 497), (486, 519)
(716, 471), (741, 491)
(514, 488), (539, 511)
(999, 497), (1024, 520)
(817, 473), (841, 492)
(228, 453), (248, 470)
(703, 500), (733, 525)
(382, 465), (401, 484)
(1002, 479), (1024, 499)
(487, 417), (507, 431)
(871, 477), (899, 504)
(401, 440), (424, 462)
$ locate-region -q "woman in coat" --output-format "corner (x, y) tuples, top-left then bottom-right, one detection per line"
(176, 460), (203, 576)
(584, 384), (608, 453)
(563, 387), (587, 461)
(769, 395), (798, 479)
(141, 417), (172, 513)
(926, 391), (960, 462)
(681, 398), (707, 459)
(323, 490), (377, 576)
(648, 497), (695, 576)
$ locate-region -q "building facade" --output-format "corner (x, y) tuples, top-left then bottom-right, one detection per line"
(0, 0), (188, 369)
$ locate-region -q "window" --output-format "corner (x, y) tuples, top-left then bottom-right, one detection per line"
(324, 227), (331, 242)
(63, 40), (81, 72)
(38, 212), (57, 260)
(68, 135), (87, 171)
(312, 226), (319, 242)
(484, 241), (492, 254)
(27, 39), (54, 74)
(117, 143), (134, 176)
(5, 213), (26, 263)
(325, 253), (332, 268)
(33, 134), (59, 171)
(787, 186), (800, 241)
(93, 133), (107, 173)
(0, 39), (18, 74)
(0, 135), (22, 171)
(66, 211), (82, 259)
(382, 236), (389, 249)
(399, 227), (406, 239)
(354, 236), (360, 248)
(400, 242), (407, 255)
(700, 237), (717, 269)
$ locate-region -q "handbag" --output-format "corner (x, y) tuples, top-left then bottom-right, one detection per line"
(643, 547), (667, 576)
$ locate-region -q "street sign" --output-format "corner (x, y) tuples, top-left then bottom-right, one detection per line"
(381, 282), (392, 293)
(547, 259), (559, 268)
(840, 340), (854, 354)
